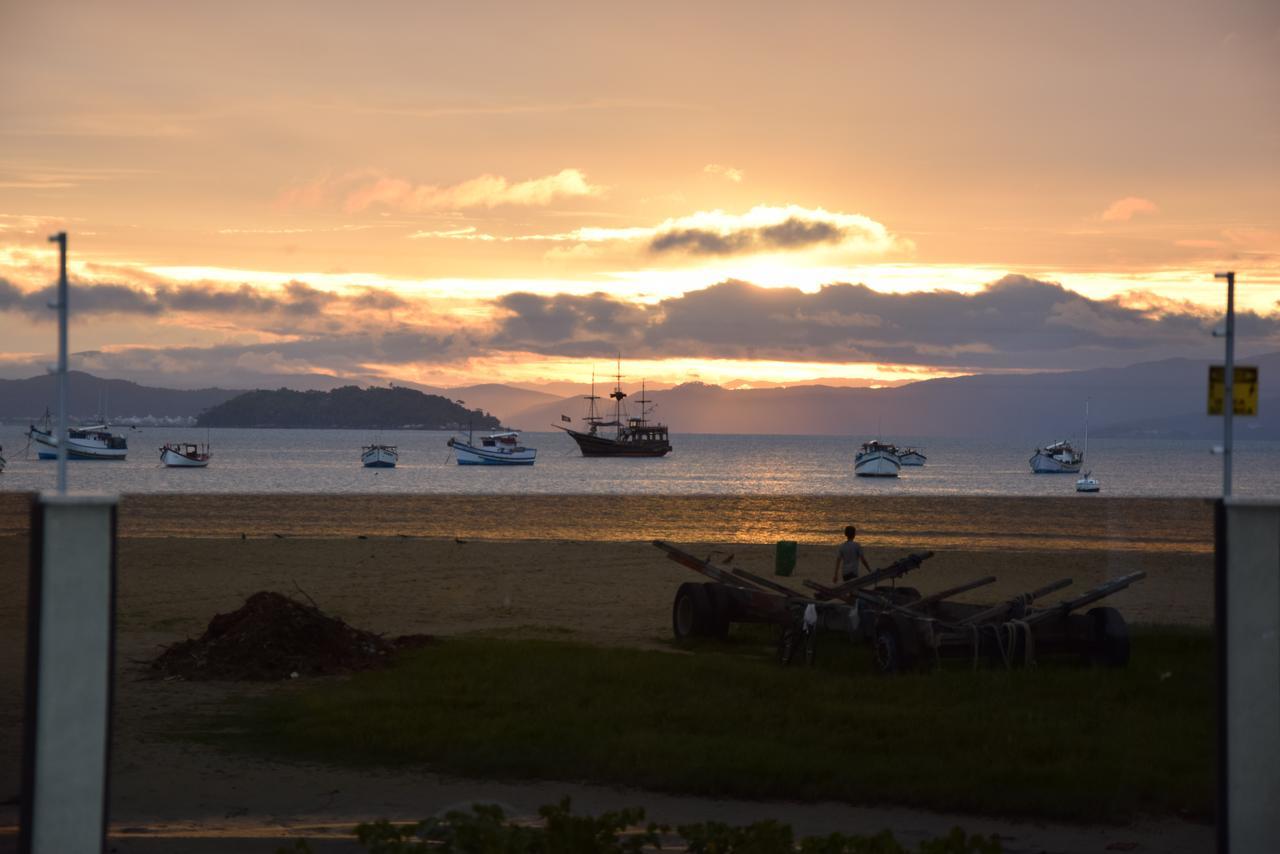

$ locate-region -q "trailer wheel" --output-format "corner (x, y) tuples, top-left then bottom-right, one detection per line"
(672, 582), (706, 639)
(873, 619), (911, 674)
(1087, 607), (1130, 667)
(703, 583), (732, 639)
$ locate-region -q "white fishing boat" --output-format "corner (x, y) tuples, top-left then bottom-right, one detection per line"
(897, 447), (927, 466)
(855, 440), (901, 477)
(361, 444), (398, 468)
(448, 430), (536, 465)
(1029, 440), (1082, 473)
(27, 413), (128, 461)
(160, 442), (211, 468)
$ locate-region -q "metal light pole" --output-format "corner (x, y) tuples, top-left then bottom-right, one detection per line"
(48, 232), (69, 494)
(1215, 271), (1235, 497)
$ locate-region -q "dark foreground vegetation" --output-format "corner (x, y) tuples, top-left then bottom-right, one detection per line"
(279, 799), (1003, 854)
(227, 627), (1212, 823)
(196, 385), (501, 429)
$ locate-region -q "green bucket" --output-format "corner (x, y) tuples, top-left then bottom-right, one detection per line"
(775, 540), (798, 577)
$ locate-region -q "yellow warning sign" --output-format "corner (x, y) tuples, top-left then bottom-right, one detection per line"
(1208, 365), (1258, 416)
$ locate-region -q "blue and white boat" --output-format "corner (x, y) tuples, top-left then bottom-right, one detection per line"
(27, 414), (128, 461)
(1029, 440), (1082, 473)
(855, 440), (901, 477)
(361, 444), (398, 468)
(897, 447), (927, 466)
(448, 430), (536, 466)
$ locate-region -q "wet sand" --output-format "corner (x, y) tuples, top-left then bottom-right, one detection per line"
(0, 492), (1215, 552)
(0, 493), (1215, 852)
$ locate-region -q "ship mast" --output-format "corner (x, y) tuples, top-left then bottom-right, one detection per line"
(608, 353), (627, 439)
(583, 369), (601, 433)
(635, 379), (652, 427)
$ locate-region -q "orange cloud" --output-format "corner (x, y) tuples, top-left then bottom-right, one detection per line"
(1100, 196), (1159, 222)
(280, 168), (605, 214)
(703, 163), (744, 182)
(278, 168), (603, 213)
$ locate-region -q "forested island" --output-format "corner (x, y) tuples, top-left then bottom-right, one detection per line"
(195, 386), (502, 430)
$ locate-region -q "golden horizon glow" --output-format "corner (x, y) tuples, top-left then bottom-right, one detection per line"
(355, 354), (968, 391)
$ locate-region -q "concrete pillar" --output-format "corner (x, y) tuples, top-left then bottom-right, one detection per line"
(20, 493), (118, 854)
(1217, 499), (1280, 852)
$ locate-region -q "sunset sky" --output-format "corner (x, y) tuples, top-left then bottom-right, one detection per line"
(1, 1), (1278, 390)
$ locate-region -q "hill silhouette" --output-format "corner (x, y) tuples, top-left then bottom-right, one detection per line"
(196, 386), (501, 430)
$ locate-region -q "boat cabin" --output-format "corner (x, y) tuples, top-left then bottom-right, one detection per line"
(73, 427), (128, 449)
(481, 432), (523, 449)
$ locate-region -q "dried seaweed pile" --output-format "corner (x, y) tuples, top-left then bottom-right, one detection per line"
(149, 591), (431, 681)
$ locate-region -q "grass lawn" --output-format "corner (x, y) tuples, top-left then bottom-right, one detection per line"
(218, 626), (1213, 823)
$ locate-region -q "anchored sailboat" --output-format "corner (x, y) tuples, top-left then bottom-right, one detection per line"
(1076, 400), (1100, 493)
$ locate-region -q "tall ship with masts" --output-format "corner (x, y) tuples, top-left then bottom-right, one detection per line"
(556, 360), (672, 457)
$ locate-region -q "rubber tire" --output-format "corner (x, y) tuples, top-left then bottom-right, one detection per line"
(1088, 606), (1130, 667)
(703, 583), (731, 639)
(873, 619), (907, 674)
(672, 582), (704, 639)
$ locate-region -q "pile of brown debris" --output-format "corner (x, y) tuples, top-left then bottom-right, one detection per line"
(148, 591), (432, 681)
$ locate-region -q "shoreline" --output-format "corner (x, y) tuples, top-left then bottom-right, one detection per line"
(0, 492), (1215, 553)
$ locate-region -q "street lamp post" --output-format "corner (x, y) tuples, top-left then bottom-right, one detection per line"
(1215, 271), (1235, 497)
(48, 232), (69, 494)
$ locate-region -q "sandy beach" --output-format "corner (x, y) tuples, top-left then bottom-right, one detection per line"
(0, 493), (1215, 852)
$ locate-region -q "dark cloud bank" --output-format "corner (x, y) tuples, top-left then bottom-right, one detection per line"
(491, 275), (1278, 371)
(0, 277), (406, 318)
(3, 274), (1276, 383)
(649, 217), (846, 255)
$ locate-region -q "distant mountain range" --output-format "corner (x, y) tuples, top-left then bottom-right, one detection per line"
(0, 371), (241, 424)
(504, 352), (1279, 440)
(1, 353), (1273, 439)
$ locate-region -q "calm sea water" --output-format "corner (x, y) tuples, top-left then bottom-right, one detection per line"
(1, 427), (1276, 498)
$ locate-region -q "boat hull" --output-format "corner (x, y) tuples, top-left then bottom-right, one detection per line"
(450, 440), (536, 465)
(855, 451), (901, 477)
(362, 447), (398, 468)
(898, 452), (926, 466)
(563, 428), (671, 457)
(30, 429), (128, 460)
(1076, 472), (1100, 492)
(1029, 452), (1082, 474)
(160, 448), (210, 467)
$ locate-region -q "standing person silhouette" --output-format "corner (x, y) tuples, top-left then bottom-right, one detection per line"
(833, 525), (872, 584)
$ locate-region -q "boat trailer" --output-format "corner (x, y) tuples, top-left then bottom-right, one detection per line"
(652, 540), (1146, 673)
